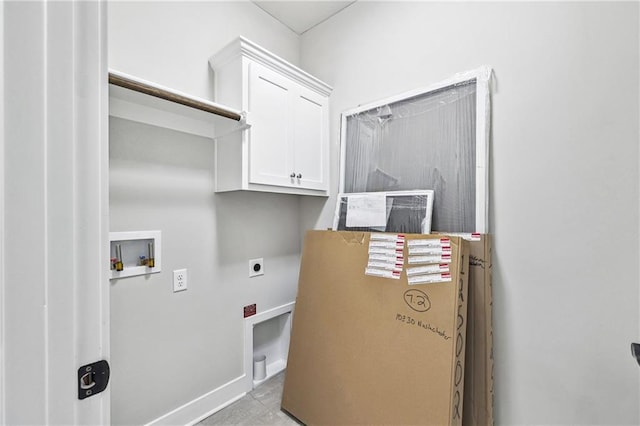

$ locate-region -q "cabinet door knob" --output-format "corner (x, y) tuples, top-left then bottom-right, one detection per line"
(290, 172), (296, 178)
(296, 173), (302, 179)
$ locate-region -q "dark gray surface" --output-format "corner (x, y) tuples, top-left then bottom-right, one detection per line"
(198, 372), (300, 426)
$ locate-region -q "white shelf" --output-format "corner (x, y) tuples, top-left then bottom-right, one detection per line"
(108, 69), (248, 139)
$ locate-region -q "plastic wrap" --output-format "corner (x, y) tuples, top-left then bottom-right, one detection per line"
(333, 190), (434, 234)
(339, 67), (491, 233)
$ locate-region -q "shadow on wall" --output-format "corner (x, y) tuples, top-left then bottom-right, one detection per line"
(299, 195), (333, 237)
(109, 116), (303, 267)
(214, 191), (302, 264)
(109, 117), (217, 207)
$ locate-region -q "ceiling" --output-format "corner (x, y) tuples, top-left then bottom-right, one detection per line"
(252, 1), (356, 35)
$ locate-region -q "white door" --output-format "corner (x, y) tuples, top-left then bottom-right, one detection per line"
(1, 1), (110, 424)
(247, 61), (295, 188)
(292, 86), (328, 191)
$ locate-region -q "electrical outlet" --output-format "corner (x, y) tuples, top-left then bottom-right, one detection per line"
(249, 258), (264, 278)
(173, 269), (187, 292)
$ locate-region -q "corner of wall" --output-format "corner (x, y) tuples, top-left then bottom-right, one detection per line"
(0, 0), (6, 422)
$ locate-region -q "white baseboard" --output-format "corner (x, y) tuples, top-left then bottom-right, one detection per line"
(145, 302), (296, 426)
(145, 375), (247, 426)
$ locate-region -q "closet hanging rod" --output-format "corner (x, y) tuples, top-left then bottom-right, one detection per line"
(108, 70), (242, 121)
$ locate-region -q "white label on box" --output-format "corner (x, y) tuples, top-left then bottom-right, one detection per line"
(370, 233), (405, 242)
(370, 239), (404, 251)
(367, 261), (404, 271)
(366, 233), (405, 280)
(369, 253), (402, 263)
(407, 272), (452, 285)
(406, 264), (450, 276)
(442, 232), (482, 241)
(406, 238), (451, 248)
(408, 246), (452, 255)
(365, 268), (402, 279)
(407, 254), (452, 264)
(346, 194), (387, 227)
(369, 247), (404, 256)
(369, 240), (403, 249)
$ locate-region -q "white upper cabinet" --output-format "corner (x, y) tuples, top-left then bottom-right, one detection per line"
(209, 37), (332, 196)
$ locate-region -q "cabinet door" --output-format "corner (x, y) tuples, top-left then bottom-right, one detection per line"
(292, 85), (328, 191)
(248, 62), (295, 187)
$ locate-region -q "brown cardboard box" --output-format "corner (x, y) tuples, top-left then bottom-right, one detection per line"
(282, 231), (470, 425)
(462, 235), (494, 426)
(441, 234), (493, 426)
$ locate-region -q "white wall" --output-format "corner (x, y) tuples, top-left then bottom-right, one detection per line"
(3, 1), (109, 424)
(109, 118), (300, 425)
(2, 3), (45, 423)
(108, 2), (301, 425)
(300, 2), (640, 424)
(0, 0), (6, 418)
(108, 1), (300, 101)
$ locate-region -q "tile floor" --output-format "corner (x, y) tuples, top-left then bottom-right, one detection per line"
(197, 372), (300, 425)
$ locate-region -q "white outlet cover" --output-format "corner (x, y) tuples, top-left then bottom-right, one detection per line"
(249, 258), (264, 277)
(173, 269), (188, 292)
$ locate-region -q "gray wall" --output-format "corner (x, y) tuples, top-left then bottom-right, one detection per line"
(109, 1), (640, 424)
(108, 2), (302, 424)
(109, 118), (300, 425)
(299, 2), (640, 424)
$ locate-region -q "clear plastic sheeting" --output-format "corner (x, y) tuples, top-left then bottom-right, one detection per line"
(340, 67), (491, 233)
(333, 190), (434, 234)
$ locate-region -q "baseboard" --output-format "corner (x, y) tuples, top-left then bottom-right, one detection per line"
(145, 375), (247, 426)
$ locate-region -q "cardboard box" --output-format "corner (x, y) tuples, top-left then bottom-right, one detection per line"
(439, 233), (493, 426)
(461, 235), (494, 426)
(282, 231), (470, 425)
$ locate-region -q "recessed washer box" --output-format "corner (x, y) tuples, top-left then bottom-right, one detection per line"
(109, 230), (161, 280)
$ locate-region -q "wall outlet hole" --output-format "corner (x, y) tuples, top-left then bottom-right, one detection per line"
(249, 258), (264, 277)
